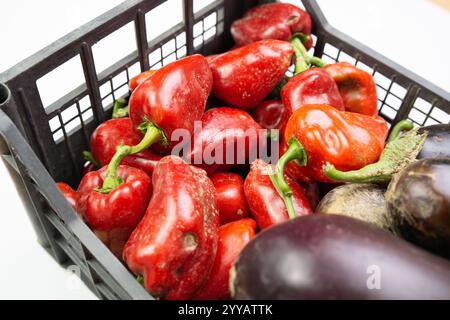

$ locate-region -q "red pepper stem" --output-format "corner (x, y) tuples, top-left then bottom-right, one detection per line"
(269, 137), (307, 219)
(323, 129), (428, 184)
(291, 33), (327, 75)
(291, 37), (309, 75)
(387, 120), (414, 143)
(99, 122), (166, 193)
(112, 98), (129, 119)
(82, 150), (100, 169)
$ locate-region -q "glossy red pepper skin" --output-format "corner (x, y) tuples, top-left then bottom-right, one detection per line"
(77, 165), (152, 257)
(129, 70), (157, 91)
(123, 156), (219, 300)
(129, 55), (213, 150)
(56, 182), (77, 210)
(284, 104), (389, 183)
(231, 3), (312, 47)
(208, 40), (293, 110)
(244, 159), (313, 230)
(251, 100), (289, 131)
(210, 172), (250, 225)
(90, 118), (162, 177)
(194, 219), (256, 300)
(324, 62), (378, 116)
(188, 107), (264, 175)
(281, 68), (345, 114)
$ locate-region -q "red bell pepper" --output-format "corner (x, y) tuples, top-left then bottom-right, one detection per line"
(251, 100), (289, 131)
(123, 156), (219, 300)
(208, 40), (293, 110)
(281, 68), (345, 114)
(194, 219), (256, 300)
(77, 165), (152, 257)
(90, 118), (162, 177)
(187, 107), (264, 174)
(231, 3), (312, 48)
(324, 62), (378, 116)
(210, 172), (250, 225)
(56, 182), (77, 211)
(244, 159), (313, 230)
(100, 55), (212, 193)
(129, 70), (157, 91)
(277, 104), (389, 183)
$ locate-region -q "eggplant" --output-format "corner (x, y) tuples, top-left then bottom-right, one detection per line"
(386, 158), (450, 258)
(418, 124), (450, 159)
(230, 215), (450, 300)
(316, 184), (393, 231)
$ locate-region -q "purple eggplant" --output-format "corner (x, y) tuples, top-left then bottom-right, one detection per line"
(418, 124), (450, 159)
(386, 158), (450, 258)
(230, 215), (450, 300)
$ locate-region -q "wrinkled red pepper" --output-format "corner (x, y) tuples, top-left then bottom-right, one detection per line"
(128, 70), (157, 91)
(187, 107), (264, 174)
(77, 165), (152, 257)
(194, 219), (256, 300)
(281, 68), (345, 114)
(100, 55), (212, 193)
(56, 182), (77, 210)
(90, 118), (162, 177)
(244, 159), (313, 230)
(324, 62), (378, 116)
(123, 156), (219, 300)
(208, 40), (293, 110)
(231, 3), (312, 48)
(251, 100), (289, 131)
(210, 172), (250, 225)
(273, 104), (389, 186)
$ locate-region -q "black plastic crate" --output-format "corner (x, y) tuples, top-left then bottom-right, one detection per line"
(0, 0), (449, 300)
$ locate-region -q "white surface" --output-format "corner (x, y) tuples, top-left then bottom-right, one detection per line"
(0, 0), (449, 300)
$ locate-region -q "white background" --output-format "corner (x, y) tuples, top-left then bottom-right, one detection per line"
(0, 0), (449, 299)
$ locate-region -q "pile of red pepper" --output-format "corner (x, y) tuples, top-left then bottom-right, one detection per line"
(55, 3), (399, 300)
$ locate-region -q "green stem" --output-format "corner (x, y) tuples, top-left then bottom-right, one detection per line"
(291, 33), (327, 75)
(323, 129), (428, 184)
(291, 36), (310, 75)
(269, 137), (307, 219)
(387, 120), (414, 143)
(98, 122), (166, 193)
(112, 98), (129, 118)
(82, 151), (100, 169)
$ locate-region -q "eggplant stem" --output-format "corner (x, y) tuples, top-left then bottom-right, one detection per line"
(323, 129), (428, 184)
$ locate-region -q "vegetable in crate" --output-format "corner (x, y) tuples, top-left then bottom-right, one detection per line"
(231, 3), (313, 48)
(210, 173), (250, 225)
(76, 165), (152, 258)
(324, 62), (378, 116)
(417, 124), (450, 159)
(194, 219), (256, 300)
(123, 156), (219, 300)
(281, 68), (345, 114)
(208, 40), (293, 110)
(101, 55), (212, 193)
(317, 184), (392, 231)
(56, 182), (77, 211)
(275, 104), (389, 183)
(187, 107), (264, 174)
(128, 70), (157, 91)
(230, 215), (450, 300)
(386, 158), (450, 258)
(251, 100), (289, 131)
(244, 159), (312, 230)
(90, 118), (162, 177)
